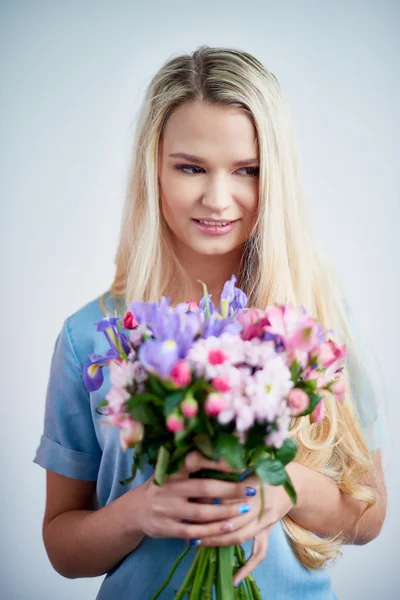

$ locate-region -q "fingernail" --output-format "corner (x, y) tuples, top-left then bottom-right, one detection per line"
(245, 486), (257, 497)
(220, 522), (233, 533)
(235, 580), (242, 588)
(239, 468), (252, 481)
(189, 539), (202, 546)
(212, 497), (221, 504)
(239, 503), (251, 514)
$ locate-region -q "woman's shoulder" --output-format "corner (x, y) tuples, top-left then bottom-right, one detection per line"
(62, 291), (122, 367)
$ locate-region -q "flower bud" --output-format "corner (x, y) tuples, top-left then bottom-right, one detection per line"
(170, 360), (192, 388)
(288, 388), (309, 416)
(123, 311), (138, 330)
(181, 395), (198, 418)
(166, 411), (185, 432)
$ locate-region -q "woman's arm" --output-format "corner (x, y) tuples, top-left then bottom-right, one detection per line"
(43, 471), (146, 579)
(287, 449), (387, 544)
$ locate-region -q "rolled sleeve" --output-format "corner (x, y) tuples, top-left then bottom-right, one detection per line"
(33, 317), (102, 480)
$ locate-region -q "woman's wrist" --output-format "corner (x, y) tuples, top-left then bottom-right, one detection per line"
(115, 484), (147, 545)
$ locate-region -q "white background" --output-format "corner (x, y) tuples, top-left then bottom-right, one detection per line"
(1, 1), (398, 598)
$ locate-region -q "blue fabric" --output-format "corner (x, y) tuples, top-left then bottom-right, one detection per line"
(33, 293), (384, 599)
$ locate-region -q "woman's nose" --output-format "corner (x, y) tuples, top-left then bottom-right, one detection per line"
(200, 175), (232, 213)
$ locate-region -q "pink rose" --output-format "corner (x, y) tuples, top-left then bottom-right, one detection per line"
(123, 311), (138, 330)
(170, 360), (192, 388)
(288, 388), (310, 416)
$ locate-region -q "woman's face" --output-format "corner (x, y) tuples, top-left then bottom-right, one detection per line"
(158, 101), (259, 259)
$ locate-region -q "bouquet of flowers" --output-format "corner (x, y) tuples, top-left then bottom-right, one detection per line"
(83, 276), (347, 599)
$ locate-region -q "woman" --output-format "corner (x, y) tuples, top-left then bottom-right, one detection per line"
(33, 45), (387, 599)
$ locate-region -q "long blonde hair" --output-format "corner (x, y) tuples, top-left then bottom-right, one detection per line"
(101, 45), (385, 569)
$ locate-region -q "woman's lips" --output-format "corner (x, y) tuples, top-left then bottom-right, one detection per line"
(191, 218), (239, 236)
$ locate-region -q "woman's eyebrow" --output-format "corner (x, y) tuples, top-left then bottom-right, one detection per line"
(168, 152), (259, 167)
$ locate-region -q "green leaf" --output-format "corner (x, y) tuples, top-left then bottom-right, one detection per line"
(290, 360), (302, 383)
(97, 399), (108, 408)
(283, 473), (297, 504)
(154, 445), (170, 486)
(193, 432), (214, 459)
(275, 438), (298, 465)
(255, 459), (286, 486)
(164, 390), (185, 417)
(129, 403), (161, 425)
(148, 374), (166, 397)
(214, 432), (245, 470)
(126, 392), (163, 408)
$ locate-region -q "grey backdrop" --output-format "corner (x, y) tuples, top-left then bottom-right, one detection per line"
(1, 1), (398, 598)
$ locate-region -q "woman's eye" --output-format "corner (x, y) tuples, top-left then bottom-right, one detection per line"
(236, 166), (260, 176)
(175, 164), (259, 176)
(175, 164), (204, 174)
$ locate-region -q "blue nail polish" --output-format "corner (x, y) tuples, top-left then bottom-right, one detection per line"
(235, 580), (242, 588)
(239, 503), (251, 514)
(189, 539), (202, 546)
(239, 468), (252, 481)
(212, 498), (221, 504)
(245, 486), (257, 497)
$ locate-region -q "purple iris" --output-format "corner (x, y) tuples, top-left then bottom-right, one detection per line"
(263, 331), (285, 353)
(83, 348), (119, 392)
(219, 275), (248, 317)
(138, 339), (180, 378)
(95, 315), (130, 356)
(199, 294), (216, 315)
(201, 313), (243, 339)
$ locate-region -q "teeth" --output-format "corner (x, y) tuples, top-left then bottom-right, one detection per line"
(198, 220), (232, 226)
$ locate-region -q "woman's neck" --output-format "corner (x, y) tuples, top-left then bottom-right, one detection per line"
(172, 245), (243, 305)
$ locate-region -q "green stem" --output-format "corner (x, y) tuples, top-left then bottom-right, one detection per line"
(217, 546), (235, 600)
(175, 549), (202, 600)
(202, 547), (217, 600)
(151, 546), (192, 600)
(189, 547), (210, 600)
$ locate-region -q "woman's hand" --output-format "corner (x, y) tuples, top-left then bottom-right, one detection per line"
(198, 470), (298, 586)
(130, 451), (260, 542)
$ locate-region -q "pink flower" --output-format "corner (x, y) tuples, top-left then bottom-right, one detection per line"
(166, 412), (185, 432)
(320, 340), (348, 376)
(109, 414), (144, 450)
(105, 385), (130, 412)
(170, 360), (192, 388)
(205, 393), (226, 417)
(208, 349), (227, 366)
(310, 400), (325, 423)
(186, 301), (199, 312)
(330, 378), (346, 403)
(120, 418), (144, 450)
(304, 368), (328, 389)
(123, 311), (138, 330)
(181, 395), (198, 418)
(212, 376), (231, 393)
(238, 308), (269, 341)
(288, 388), (310, 416)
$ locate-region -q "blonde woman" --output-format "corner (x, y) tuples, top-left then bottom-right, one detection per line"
(33, 45), (387, 599)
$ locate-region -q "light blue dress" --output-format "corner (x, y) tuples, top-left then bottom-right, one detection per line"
(33, 292), (385, 599)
